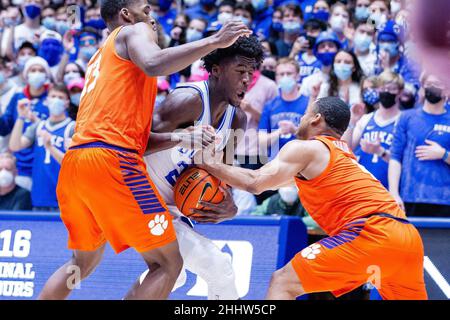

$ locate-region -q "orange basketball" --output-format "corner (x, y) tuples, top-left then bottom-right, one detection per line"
(174, 167), (224, 217)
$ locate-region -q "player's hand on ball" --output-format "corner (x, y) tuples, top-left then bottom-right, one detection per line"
(176, 125), (215, 151)
(190, 186), (238, 224)
(212, 20), (253, 49)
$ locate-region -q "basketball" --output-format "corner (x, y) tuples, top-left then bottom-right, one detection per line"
(174, 167), (224, 217)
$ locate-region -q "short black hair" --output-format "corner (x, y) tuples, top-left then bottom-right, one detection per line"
(314, 97), (351, 136)
(100, 0), (139, 23)
(202, 35), (264, 73)
(234, 2), (254, 19)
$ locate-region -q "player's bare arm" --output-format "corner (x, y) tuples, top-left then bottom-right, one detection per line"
(116, 20), (252, 77)
(197, 139), (326, 195)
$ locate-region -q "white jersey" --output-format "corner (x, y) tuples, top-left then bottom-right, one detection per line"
(145, 81), (236, 206)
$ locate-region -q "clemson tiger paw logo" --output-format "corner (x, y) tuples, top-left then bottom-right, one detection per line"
(301, 244), (322, 260)
(148, 214), (169, 236)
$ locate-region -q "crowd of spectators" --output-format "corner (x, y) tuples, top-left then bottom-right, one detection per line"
(0, 0), (448, 218)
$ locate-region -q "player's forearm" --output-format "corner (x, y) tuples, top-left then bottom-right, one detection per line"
(201, 162), (260, 194)
(388, 159), (402, 195)
(145, 132), (180, 155)
(145, 37), (218, 76)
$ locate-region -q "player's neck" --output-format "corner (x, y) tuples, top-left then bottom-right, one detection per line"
(423, 100), (446, 115)
(208, 79), (229, 126)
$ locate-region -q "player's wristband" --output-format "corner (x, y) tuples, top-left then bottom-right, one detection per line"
(443, 149), (449, 161)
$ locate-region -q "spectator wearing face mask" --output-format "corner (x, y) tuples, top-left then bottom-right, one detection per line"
(168, 13), (190, 47)
(251, 0), (273, 40)
(9, 41), (37, 88)
(233, 2), (254, 30)
(309, 0), (330, 24)
(375, 20), (420, 90)
(84, 5), (107, 32)
(260, 55), (277, 81)
(0, 56), (51, 191)
(54, 5), (71, 37)
(150, 0), (176, 35)
(267, 7), (283, 43)
(345, 71), (403, 189)
(353, 21), (377, 77)
(275, 3), (303, 57)
(10, 0), (49, 52)
(60, 62), (84, 87)
(0, 58), (18, 153)
(289, 18), (326, 84)
(389, 73), (450, 217)
(215, 0), (235, 26)
(368, 0), (390, 30)
(0, 152), (32, 211)
(354, 0), (371, 23)
(75, 28), (100, 72)
(300, 30), (341, 98)
(360, 75), (380, 113)
(185, 18), (207, 43)
(259, 58), (309, 160)
(67, 77), (84, 120)
(41, 6), (56, 32)
(328, 2), (352, 50)
(38, 30), (63, 79)
(9, 83), (75, 211)
(185, 0), (218, 22)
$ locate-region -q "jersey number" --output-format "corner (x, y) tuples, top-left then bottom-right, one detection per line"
(165, 161), (189, 187)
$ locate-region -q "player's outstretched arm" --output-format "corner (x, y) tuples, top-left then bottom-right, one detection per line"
(125, 21), (252, 77)
(198, 140), (313, 194)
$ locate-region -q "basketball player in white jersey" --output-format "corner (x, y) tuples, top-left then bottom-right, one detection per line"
(143, 36), (264, 299)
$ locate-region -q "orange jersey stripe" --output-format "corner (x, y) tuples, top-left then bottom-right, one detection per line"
(295, 135), (406, 236)
(71, 26), (157, 155)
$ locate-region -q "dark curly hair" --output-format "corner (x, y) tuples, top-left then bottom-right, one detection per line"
(202, 35), (264, 73)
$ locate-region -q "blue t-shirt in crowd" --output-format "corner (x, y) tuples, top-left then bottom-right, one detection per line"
(259, 93), (309, 158)
(296, 53), (322, 84)
(390, 106), (450, 205)
(31, 119), (75, 208)
(158, 8), (177, 35)
(253, 7), (274, 40)
(354, 112), (397, 189)
(185, 4), (217, 22)
(0, 89), (49, 177)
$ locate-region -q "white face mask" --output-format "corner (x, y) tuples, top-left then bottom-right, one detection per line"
(278, 187), (299, 204)
(330, 15), (348, 32)
(390, 1), (401, 15)
(0, 169), (14, 188)
(218, 12), (233, 24)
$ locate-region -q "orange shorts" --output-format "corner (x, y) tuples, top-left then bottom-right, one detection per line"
(291, 214), (428, 300)
(57, 142), (176, 254)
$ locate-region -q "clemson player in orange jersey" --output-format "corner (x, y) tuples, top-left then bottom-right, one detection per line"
(38, 0), (251, 300)
(197, 96), (428, 300)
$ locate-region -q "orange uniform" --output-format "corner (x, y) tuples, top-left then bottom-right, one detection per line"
(291, 135), (427, 300)
(58, 26), (176, 253)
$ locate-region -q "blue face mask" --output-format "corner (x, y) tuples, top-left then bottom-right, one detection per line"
(333, 63), (353, 81)
(354, 33), (372, 52)
(234, 16), (251, 27)
(354, 6), (370, 21)
(84, 18), (107, 30)
(316, 52), (337, 67)
(363, 88), (380, 106)
(272, 21), (283, 33)
(42, 17), (56, 30)
(38, 39), (63, 67)
(28, 72), (47, 89)
(47, 97), (66, 116)
(80, 46), (97, 61)
(251, 0), (266, 12)
(379, 42), (399, 57)
(24, 4), (41, 19)
(200, 0), (215, 6)
(158, 0), (173, 12)
(186, 28), (203, 42)
(70, 93), (82, 106)
(312, 9), (329, 22)
(278, 76), (297, 94)
(282, 21), (301, 34)
(56, 21), (70, 35)
(64, 72), (81, 85)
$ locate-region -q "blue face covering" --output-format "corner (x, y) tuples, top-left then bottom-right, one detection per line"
(24, 4), (41, 19)
(28, 72), (47, 89)
(80, 46), (97, 61)
(278, 76), (297, 94)
(38, 39), (63, 67)
(333, 63), (353, 81)
(42, 17), (56, 30)
(84, 19), (107, 30)
(251, 0), (266, 12)
(282, 21), (301, 34)
(312, 10), (329, 22)
(70, 93), (81, 106)
(354, 33), (372, 52)
(354, 6), (370, 21)
(316, 52), (337, 67)
(363, 88), (380, 106)
(379, 42), (399, 57)
(200, 0), (215, 6)
(272, 21), (283, 33)
(47, 97), (66, 116)
(56, 21), (70, 35)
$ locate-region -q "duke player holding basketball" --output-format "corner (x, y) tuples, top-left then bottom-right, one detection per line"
(144, 36), (264, 299)
(38, 0), (251, 300)
(198, 96), (428, 300)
